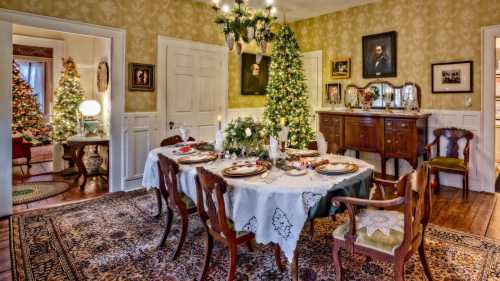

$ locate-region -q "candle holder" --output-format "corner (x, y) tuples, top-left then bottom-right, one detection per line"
(383, 88), (393, 113)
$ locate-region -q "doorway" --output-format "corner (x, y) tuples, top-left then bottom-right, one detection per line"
(157, 36), (228, 141)
(0, 9), (126, 217)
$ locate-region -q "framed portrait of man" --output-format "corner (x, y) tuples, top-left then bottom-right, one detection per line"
(129, 63), (155, 91)
(362, 31), (397, 78)
(241, 53), (271, 95)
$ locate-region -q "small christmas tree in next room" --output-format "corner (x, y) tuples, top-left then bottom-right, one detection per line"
(11, 61), (50, 144)
(52, 57), (84, 142)
(263, 25), (314, 149)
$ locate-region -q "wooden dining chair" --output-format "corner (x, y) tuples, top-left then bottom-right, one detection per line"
(155, 135), (196, 217)
(331, 164), (433, 281)
(157, 154), (197, 260)
(195, 167), (283, 281)
(426, 127), (473, 199)
(160, 135), (195, 147)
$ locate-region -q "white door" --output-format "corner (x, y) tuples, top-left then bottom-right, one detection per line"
(0, 20), (13, 217)
(302, 51), (323, 132)
(161, 38), (227, 142)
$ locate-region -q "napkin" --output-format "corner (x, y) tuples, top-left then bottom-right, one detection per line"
(316, 132), (328, 155)
(269, 136), (279, 160)
(215, 130), (224, 152)
(278, 126), (290, 143)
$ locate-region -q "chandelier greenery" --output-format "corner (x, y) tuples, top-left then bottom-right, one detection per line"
(212, 0), (277, 55)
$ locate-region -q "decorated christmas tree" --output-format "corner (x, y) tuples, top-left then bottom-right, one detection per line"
(11, 61), (50, 144)
(263, 25), (314, 148)
(52, 57), (84, 142)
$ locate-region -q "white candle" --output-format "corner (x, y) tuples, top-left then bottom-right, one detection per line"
(217, 115), (222, 130)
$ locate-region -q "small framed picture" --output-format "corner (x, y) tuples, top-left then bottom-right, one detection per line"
(326, 83), (342, 104)
(331, 58), (350, 79)
(362, 31), (397, 78)
(129, 63), (155, 91)
(431, 61), (473, 93)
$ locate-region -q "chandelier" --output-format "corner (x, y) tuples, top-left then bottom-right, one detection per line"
(212, 0), (277, 57)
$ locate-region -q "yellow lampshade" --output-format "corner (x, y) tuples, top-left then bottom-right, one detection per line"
(79, 100), (101, 117)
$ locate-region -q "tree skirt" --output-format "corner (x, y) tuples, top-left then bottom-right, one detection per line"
(10, 190), (500, 280)
(12, 181), (70, 205)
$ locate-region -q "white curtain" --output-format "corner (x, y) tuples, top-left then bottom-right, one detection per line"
(16, 60), (45, 113)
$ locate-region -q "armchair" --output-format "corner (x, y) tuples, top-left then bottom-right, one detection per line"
(331, 164), (432, 281)
(426, 127), (473, 198)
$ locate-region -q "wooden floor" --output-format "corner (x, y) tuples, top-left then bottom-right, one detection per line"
(0, 165), (498, 280)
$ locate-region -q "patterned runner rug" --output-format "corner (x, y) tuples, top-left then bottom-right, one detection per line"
(10, 190), (500, 280)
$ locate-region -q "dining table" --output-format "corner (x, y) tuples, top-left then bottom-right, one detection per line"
(142, 144), (374, 279)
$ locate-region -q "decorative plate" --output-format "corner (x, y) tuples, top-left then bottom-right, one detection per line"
(222, 163), (268, 178)
(315, 162), (359, 175)
(172, 147), (196, 155)
(287, 149), (319, 158)
(286, 169), (308, 176)
(177, 153), (218, 164)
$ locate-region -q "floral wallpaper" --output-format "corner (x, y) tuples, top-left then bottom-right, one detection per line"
(0, 0), (261, 111)
(289, 0), (500, 110)
(2, 0), (500, 111)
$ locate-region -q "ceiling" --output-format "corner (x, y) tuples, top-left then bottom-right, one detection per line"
(195, 0), (379, 22)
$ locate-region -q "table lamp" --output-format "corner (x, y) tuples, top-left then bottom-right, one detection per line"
(79, 100), (101, 137)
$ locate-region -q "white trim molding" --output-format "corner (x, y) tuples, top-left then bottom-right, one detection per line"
(481, 24), (500, 193)
(0, 8), (126, 196)
(0, 20), (12, 217)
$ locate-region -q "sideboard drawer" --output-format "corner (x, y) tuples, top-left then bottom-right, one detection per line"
(385, 118), (412, 130)
(345, 117), (382, 151)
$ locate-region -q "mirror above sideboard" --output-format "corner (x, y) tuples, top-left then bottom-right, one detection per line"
(343, 80), (421, 110)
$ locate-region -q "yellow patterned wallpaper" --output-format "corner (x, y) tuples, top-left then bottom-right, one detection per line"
(290, 0), (500, 110)
(0, 0), (265, 111)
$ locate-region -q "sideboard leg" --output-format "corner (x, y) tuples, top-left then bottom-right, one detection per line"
(355, 151), (360, 159)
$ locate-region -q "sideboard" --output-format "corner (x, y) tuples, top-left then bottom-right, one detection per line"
(317, 110), (430, 177)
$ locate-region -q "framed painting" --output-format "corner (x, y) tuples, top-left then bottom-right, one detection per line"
(129, 63), (155, 91)
(97, 61), (109, 92)
(431, 61), (473, 93)
(241, 53), (271, 95)
(362, 31), (397, 78)
(331, 58), (350, 79)
(326, 83), (342, 105)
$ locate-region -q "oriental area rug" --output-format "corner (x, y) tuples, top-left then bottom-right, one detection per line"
(10, 190), (500, 280)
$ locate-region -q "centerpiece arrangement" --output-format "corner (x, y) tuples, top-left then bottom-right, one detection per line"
(223, 117), (267, 157)
(359, 86), (380, 111)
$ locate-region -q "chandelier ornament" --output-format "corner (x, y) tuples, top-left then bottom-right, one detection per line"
(212, 0), (277, 57)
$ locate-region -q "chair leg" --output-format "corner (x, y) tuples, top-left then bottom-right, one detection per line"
(394, 260), (405, 281)
(172, 214), (189, 260)
(273, 244), (284, 272)
(159, 207), (173, 248)
(332, 243), (342, 281)
(245, 240), (253, 252)
(434, 170), (441, 194)
(155, 188), (163, 218)
(227, 244), (238, 281)
(199, 232), (213, 281)
(309, 219), (314, 237)
(463, 173), (469, 200)
(418, 241), (433, 281)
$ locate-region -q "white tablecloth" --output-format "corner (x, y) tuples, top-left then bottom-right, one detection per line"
(142, 146), (374, 262)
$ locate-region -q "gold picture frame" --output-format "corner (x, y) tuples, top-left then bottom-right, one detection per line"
(331, 58), (351, 79)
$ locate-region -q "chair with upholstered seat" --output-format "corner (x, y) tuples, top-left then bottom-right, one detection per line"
(426, 127), (473, 199)
(157, 154), (197, 260)
(12, 137), (32, 172)
(331, 164), (433, 281)
(195, 167), (283, 281)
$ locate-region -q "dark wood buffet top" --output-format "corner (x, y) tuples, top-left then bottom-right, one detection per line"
(317, 109), (430, 177)
(316, 109), (431, 119)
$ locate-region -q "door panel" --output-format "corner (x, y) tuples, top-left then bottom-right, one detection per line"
(302, 51), (322, 133)
(165, 43), (225, 141)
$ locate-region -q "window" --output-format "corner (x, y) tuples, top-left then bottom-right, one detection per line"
(16, 60), (46, 113)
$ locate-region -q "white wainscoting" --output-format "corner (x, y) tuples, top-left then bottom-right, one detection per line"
(345, 109), (484, 192)
(121, 112), (160, 190)
(226, 107), (265, 122)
